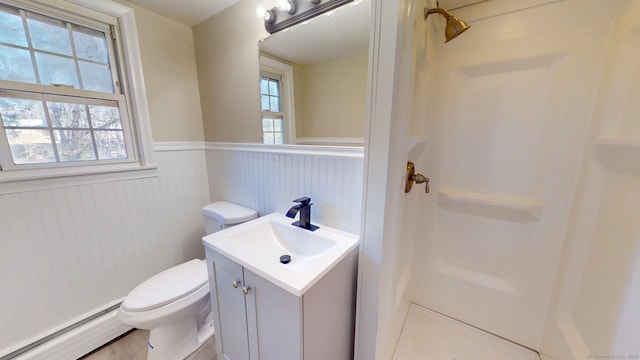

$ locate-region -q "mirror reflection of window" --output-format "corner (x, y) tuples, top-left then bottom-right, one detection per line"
(259, 55), (295, 145)
(260, 75), (281, 112)
(260, 74), (284, 144)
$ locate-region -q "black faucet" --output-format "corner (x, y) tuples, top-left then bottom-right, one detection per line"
(286, 197), (319, 231)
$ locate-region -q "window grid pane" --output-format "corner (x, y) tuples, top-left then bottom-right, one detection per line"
(26, 12), (73, 56)
(0, 5), (28, 47)
(6, 128), (56, 164)
(72, 25), (108, 63)
(35, 51), (79, 87)
(47, 101), (89, 128)
(95, 130), (126, 160)
(54, 129), (96, 161)
(79, 61), (113, 92)
(0, 97), (47, 127)
(0, 44), (37, 83)
(89, 103), (123, 129)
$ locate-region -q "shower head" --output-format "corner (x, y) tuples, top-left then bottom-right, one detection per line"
(424, 7), (470, 42)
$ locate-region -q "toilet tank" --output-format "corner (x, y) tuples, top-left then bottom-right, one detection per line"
(201, 201), (258, 234)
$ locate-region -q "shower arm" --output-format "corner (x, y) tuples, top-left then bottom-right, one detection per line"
(424, 7), (451, 21)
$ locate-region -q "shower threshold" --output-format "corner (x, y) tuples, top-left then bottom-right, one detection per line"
(393, 303), (540, 360)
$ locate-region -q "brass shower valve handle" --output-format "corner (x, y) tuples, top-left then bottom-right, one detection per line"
(413, 173), (430, 193)
(405, 162), (430, 194)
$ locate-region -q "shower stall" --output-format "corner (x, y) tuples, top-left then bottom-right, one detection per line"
(358, 0), (640, 359)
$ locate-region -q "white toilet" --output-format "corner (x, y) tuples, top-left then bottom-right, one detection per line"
(117, 201), (258, 360)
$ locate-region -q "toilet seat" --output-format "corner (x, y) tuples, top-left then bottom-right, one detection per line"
(122, 259), (208, 312)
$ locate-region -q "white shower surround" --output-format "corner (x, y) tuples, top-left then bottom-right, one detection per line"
(361, 0), (640, 359)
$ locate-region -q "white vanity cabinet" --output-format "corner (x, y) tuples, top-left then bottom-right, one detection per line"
(205, 247), (359, 360)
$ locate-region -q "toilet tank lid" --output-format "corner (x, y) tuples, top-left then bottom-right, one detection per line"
(121, 259), (208, 312)
(201, 201), (258, 225)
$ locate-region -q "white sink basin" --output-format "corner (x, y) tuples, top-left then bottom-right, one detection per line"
(202, 213), (359, 296)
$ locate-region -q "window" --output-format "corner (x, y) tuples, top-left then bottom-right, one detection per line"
(0, 0), (154, 182)
(260, 74), (285, 145)
(259, 55), (295, 145)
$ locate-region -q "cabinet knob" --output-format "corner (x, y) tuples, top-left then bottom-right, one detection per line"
(242, 286), (250, 295)
(232, 281), (240, 288)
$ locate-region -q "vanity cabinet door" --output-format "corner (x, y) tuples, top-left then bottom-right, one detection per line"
(210, 251), (250, 360)
(244, 269), (303, 360)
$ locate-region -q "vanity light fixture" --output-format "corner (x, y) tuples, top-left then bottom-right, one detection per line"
(263, 0), (353, 34)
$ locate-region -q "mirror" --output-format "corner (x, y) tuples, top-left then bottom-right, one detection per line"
(258, 0), (369, 146)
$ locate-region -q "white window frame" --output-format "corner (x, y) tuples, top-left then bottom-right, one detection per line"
(259, 55), (295, 145)
(0, 0), (156, 186)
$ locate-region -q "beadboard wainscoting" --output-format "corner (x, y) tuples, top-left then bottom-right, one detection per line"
(205, 143), (364, 234)
(0, 142), (211, 359)
(0, 141), (365, 359)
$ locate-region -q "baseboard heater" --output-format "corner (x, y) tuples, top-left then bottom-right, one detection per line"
(1, 302), (131, 360)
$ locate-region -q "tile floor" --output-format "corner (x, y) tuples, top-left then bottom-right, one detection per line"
(80, 330), (216, 360)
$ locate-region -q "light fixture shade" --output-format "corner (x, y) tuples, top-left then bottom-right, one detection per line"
(265, 9), (276, 24)
(276, 0), (296, 14)
(287, 0), (297, 14)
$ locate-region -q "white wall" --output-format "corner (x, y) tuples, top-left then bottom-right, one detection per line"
(0, 146), (211, 356)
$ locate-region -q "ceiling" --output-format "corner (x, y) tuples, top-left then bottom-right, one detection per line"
(128, 0), (239, 26)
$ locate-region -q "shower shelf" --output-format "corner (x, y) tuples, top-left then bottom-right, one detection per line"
(593, 137), (640, 174)
(437, 190), (543, 223)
